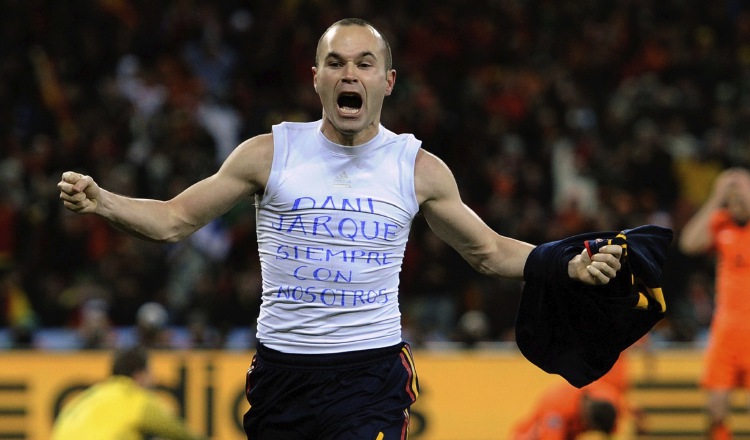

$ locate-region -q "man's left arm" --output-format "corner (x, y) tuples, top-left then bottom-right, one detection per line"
(414, 149), (621, 285)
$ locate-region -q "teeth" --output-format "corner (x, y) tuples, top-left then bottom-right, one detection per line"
(340, 107), (359, 115)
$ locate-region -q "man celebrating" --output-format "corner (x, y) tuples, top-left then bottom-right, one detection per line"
(60, 18), (626, 440)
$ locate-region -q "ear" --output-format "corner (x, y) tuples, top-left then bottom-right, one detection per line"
(384, 69), (396, 97)
(312, 66), (319, 93)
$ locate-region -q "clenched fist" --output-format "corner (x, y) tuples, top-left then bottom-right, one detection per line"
(568, 244), (623, 285)
(58, 172), (101, 214)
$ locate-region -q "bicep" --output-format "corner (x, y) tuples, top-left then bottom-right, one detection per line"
(415, 151), (484, 248)
(168, 135), (272, 231)
(421, 196), (532, 279)
(421, 193), (493, 258)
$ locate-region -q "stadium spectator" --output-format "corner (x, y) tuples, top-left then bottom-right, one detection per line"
(0, 262), (37, 348)
(134, 301), (173, 349)
(76, 298), (116, 350)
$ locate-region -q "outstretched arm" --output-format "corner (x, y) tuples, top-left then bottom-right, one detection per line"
(58, 134), (273, 242)
(414, 149), (621, 285)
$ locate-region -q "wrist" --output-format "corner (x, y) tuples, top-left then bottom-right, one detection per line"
(95, 188), (114, 218)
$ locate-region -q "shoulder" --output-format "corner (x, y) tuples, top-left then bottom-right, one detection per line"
(233, 133), (274, 160)
(414, 148), (458, 205)
(226, 133), (274, 172)
(415, 148), (448, 171)
(219, 133), (274, 190)
(277, 120), (319, 131)
(380, 126), (423, 151)
(272, 120), (320, 140)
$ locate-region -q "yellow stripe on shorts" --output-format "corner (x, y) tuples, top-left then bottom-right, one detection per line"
(401, 346), (419, 399)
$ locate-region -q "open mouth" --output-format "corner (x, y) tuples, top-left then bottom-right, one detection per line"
(337, 92), (363, 115)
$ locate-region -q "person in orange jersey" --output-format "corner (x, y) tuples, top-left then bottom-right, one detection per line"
(510, 379), (625, 440)
(680, 167), (750, 440)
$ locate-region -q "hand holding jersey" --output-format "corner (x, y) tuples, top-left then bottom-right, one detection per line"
(568, 244), (623, 285)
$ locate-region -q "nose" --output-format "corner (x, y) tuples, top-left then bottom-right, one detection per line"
(342, 62), (358, 82)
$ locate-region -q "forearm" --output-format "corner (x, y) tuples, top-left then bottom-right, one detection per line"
(96, 189), (196, 242)
(140, 400), (207, 440)
(679, 197), (720, 255)
(465, 235), (535, 281)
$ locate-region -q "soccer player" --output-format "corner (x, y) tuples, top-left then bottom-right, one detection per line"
(50, 345), (206, 440)
(680, 167), (750, 440)
(509, 379), (624, 440)
(59, 18), (624, 440)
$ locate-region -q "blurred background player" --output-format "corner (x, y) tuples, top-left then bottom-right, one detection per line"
(508, 348), (648, 440)
(50, 345), (206, 440)
(679, 167), (750, 440)
(509, 378), (624, 440)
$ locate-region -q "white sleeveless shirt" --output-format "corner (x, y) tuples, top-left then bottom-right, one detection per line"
(254, 120), (422, 353)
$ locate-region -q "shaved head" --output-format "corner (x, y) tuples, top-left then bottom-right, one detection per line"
(315, 18), (392, 71)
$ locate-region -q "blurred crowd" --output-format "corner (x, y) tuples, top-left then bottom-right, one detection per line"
(1, 0), (749, 350)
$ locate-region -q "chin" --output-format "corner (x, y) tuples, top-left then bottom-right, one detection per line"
(334, 119), (366, 135)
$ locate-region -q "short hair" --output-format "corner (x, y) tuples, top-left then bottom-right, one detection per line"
(111, 345), (149, 377)
(315, 18), (393, 71)
(587, 399), (617, 433)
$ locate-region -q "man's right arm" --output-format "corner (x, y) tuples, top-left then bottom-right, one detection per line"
(58, 134), (274, 242)
(679, 168), (739, 255)
(140, 394), (208, 440)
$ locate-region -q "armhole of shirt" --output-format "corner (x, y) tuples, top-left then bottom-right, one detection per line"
(258, 123), (288, 207)
(403, 135), (422, 216)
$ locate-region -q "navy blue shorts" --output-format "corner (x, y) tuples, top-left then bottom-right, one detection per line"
(243, 342), (419, 440)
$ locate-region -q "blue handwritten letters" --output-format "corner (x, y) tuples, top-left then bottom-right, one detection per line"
(269, 195), (405, 308)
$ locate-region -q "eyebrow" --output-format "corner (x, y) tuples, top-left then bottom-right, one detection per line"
(325, 51), (378, 61)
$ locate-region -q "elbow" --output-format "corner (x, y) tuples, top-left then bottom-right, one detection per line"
(461, 253), (490, 276)
(461, 240), (528, 280)
(160, 205), (201, 242)
(162, 224), (198, 243)
(124, 229), (188, 243)
(146, 222), (195, 243)
(470, 260), (494, 277)
(677, 241), (692, 255)
(465, 253), (505, 279)
(162, 234), (186, 243)
(678, 244), (700, 256)
(678, 236), (707, 256)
